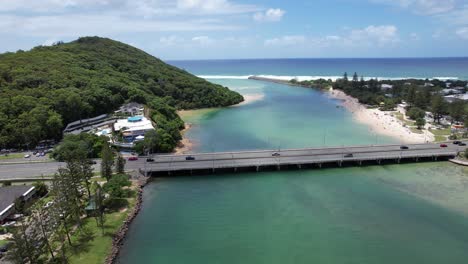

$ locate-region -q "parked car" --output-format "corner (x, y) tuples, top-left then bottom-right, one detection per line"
(128, 156), (138, 161)
(453, 141), (461, 144)
(87, 160), (97, 165)
(458, 142), (467, 146)
(272, 152), (280, 157)
(185, 156), (196, 161)
(32, 151), (38, 155)
(344, 153), (354, 158)
(146, 158), (154, 162)
(440, 144), (448, 148)
(24, 154), (31, 158)
(400, 145), (409, 150)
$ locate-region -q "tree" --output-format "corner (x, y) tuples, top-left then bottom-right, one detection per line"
(7, 221), (43, 264)
(116, 153), (126, 174)
(448, 100), (466, 123)
(93, 182), (106, 234)
(343, 72), (348, 83)
(407, 107), (425, 120)
(465, 148), (468, 159)
(431, 95), (446, 124)
(416, 118), (426, 129)
(100, 142), (114, 180)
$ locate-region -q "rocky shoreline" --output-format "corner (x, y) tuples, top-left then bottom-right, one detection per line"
(105, 176), (150, 264)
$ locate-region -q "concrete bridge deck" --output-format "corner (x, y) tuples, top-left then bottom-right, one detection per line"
(142, 143), (464, 176)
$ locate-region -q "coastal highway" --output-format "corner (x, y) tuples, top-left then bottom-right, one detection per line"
(0, 143), (465, 179)
(147, 143), (465, 173)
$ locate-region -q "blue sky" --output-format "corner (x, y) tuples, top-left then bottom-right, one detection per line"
(1, 0), (468, 59)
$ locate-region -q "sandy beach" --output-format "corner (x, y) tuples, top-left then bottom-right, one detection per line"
(328, 88), (434, 143)
(174, 123), (194, 154)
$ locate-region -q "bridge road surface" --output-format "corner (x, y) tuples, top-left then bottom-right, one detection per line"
(145, 143), (465, 173)
(0, 143), (465, 179)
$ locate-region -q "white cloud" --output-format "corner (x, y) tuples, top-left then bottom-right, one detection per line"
(0, 14), (241, 37)
(373, 0), (456, 15)
(456, 27), (468, 39)
(159, 35), (184, 46)
(265, 25), (400, 48)
(253, 8), (285, 22)
(348, 25), (400, 46)
(264, 35), (305, 46)
(191, 36), (214, 45)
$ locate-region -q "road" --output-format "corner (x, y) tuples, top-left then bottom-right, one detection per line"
(0, 143), (465, 179)
(146, 143), (465, 173)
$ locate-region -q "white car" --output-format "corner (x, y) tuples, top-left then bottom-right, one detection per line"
(24, 154), (31, 158)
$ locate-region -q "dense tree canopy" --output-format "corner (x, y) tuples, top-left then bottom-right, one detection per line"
(0, 37), (243, 149)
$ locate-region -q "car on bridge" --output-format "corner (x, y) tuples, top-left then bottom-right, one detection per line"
(458, 142), (467, 146)
(272, 152), (280, 157)
(440, 144), (448, 148)
(146, 158), (154, 162)
(344, 153), (353, 158)
(128, 156), (138, 161)
(400, 145), (409, 150)
(186, 156), (196, 161)
(453, 141), (462, 145)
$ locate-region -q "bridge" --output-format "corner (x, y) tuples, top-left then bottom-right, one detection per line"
(141, 143), (464, 176)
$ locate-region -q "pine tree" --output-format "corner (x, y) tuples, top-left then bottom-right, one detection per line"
(116, 153), (126, 174)
(101, 142), (114, 180)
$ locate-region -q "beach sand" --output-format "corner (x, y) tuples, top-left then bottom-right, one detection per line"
(174, 123), (195, 154)
(328, 88), (434, 143)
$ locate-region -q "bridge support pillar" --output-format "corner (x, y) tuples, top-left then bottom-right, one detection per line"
(435, 156), (437, 161)
(256, 166), (259, 172)
(377, 160), (381, 165)
(234, 167), (237, 172)
(276, 164), (281, 171)
(358, 160), (362, 166)
(338, 161), (342, 167)
(318, 163), (322, 168)
(190, 169), (193, 175)
(415, 157), (419, 162)
(297, 164), (302, 169)
(212, 168), (215, 173)
(397, 158), (400, 164)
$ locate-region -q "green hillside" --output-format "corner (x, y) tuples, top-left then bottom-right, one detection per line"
(0, 37), (243, 150)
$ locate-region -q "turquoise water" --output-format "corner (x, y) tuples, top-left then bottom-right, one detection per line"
(184, 79), (393, 152)
(117, 76), (468, 263)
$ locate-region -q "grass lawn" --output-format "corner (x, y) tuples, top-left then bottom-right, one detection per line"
(430, 128), (451, 142)
(0, 239), (8, 247)
(67, 193), (137, 264)
(0, 153), (24, 160)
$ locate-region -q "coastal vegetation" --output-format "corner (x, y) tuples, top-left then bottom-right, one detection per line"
(0, 37), (243, 151)
(4, 146), (139, 264)
(291, 73), (468, 139)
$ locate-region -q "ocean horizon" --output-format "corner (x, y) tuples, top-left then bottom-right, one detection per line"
(168, 57), (468, 81)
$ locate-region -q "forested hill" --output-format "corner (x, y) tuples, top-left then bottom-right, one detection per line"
(0, 37), (243, 149)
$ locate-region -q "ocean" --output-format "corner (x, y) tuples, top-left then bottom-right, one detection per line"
(116, 58), (468, 264)
(169, 57), (468, 80)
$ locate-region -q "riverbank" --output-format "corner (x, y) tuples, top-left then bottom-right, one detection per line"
(175, 93), (265, 154)
(328, 89), (434, 143)
(105, 176), (149, 264)
(248, 75), (434, 143)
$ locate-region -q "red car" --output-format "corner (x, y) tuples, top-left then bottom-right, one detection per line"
(128, 156), (138, 161)
(440, 144), (448, 148)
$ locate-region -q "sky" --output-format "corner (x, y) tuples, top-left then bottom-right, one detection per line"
(1, 0), (468, 60)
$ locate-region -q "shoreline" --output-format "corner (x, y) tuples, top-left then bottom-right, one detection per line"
(327, 88), (434, 143)
(249, 76), (435, 144)
(105, 176), (150, 264)
(175, 93), (265, 154)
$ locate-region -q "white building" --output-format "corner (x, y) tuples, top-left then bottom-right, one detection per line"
(114, 116), (155, 140)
